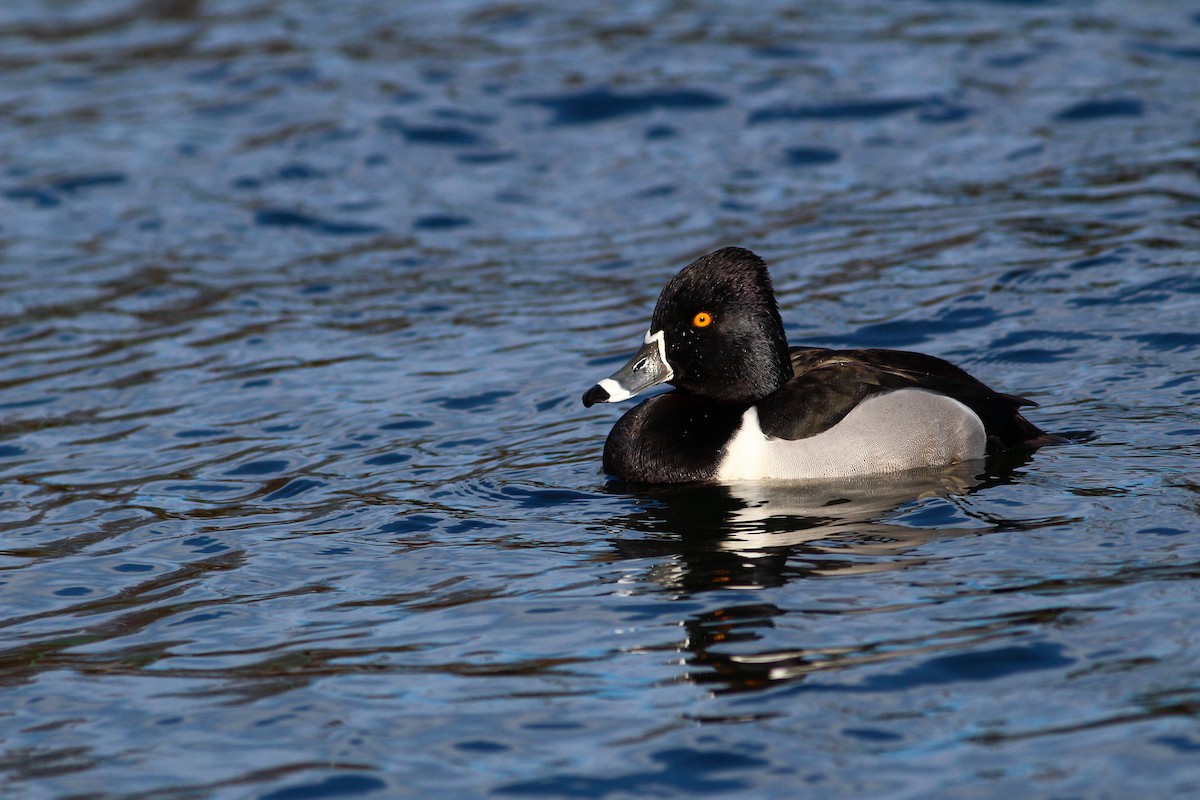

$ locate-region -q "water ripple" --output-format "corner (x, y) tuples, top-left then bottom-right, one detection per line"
(1, 1), (1199, 798)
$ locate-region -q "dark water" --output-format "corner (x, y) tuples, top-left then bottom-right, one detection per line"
(2, 1), (1199, 797)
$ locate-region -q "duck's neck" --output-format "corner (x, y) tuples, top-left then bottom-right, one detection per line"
(749, 306), (794, 402)
(695, 331), (792, 406)
(752, 335), (793, 403)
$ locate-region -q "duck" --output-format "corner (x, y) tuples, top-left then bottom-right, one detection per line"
(582, 247), (1052, 484)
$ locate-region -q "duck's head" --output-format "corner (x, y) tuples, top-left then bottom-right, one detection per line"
(582, 247), (793, 407)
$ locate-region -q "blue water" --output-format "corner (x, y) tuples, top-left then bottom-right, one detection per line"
(2, 1), (1199, 797)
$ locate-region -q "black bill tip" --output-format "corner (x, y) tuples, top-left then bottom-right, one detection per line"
(582, 384), (609, 408)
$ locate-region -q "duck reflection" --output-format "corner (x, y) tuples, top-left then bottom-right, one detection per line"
(605, 451), (1036, 692)
(610, 462), (995, 584)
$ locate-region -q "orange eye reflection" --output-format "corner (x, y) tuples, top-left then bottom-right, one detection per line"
(693, 311), (713, 328)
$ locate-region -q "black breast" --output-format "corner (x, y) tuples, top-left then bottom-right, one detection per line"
(603, 394), (747, 483)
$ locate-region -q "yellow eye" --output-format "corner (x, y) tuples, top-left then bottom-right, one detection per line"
(693, 311), (713, 328)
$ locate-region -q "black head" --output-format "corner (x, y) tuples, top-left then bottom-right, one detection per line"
(651, 247), (792, 404)
(582, 247), (793, 408)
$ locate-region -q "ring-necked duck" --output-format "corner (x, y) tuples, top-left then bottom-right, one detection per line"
(582, 247), (1052, 483)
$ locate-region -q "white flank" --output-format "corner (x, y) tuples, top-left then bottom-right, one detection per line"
(716, 388), (987, 482)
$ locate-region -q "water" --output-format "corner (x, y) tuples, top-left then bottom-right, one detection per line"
(1, 1), (1199, 797)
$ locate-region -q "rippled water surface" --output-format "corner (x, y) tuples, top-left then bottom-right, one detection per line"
(2, 1), (1200, 797)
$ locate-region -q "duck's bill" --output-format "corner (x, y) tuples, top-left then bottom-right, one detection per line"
(582, 330), (673, 407)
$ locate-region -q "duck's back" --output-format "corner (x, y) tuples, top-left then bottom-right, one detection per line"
(759, 347), (1046, 450)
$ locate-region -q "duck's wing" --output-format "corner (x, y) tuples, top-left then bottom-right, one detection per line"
(756, 349), (897, 439)
(757, 347), (1046, 449)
